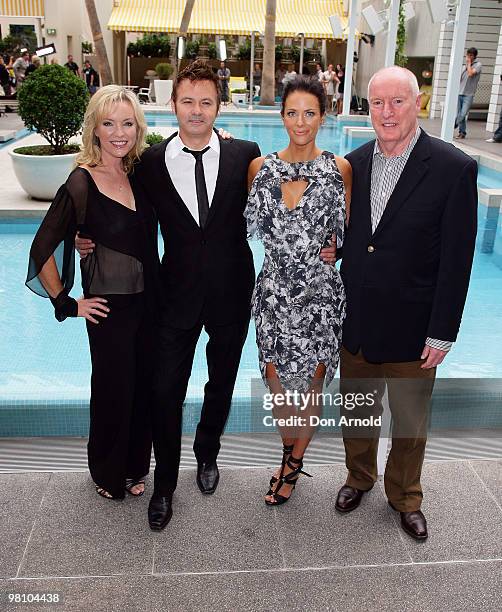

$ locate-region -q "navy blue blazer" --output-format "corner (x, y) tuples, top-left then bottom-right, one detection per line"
(341, 130), (478, 363)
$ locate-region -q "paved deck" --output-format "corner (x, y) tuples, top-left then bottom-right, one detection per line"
(0, 458), (501, 611)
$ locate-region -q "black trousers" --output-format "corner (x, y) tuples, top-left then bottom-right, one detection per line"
(86, 293), (155, 499)
(152, 316), (250, 495)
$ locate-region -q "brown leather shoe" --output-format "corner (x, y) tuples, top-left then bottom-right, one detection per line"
(335, 485), (370, 513)
(400, 510), (428, 540)
(389, 502), (428, 540)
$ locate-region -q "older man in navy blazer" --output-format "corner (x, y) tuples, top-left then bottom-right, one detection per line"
(335, 67), (477, 540)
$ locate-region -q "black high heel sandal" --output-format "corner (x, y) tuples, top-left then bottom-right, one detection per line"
(125, 477), (146, 497)
(265, 455), (312, 506)
(267, 443), (295, 496)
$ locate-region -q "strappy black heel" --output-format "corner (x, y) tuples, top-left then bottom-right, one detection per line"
(95, 484), (118, 499)
(267, 443), (295, 496)
(125, 477), (146, 497)
(265, 455), (312, 506)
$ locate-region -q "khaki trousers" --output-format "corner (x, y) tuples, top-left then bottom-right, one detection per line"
(340, 347), (436, 511)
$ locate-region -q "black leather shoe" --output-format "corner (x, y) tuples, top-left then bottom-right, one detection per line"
(196, 461), (219, 494)
(148, 494), (173, 531)
(388, 502), (428, 540)
(335, 485), (370, 513)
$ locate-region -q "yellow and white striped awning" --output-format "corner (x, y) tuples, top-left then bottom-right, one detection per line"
(0, 0), (44, 17)
(108, 0), (347, 39)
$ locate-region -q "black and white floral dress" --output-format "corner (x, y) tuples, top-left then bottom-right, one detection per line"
(245, 151), (346, 392)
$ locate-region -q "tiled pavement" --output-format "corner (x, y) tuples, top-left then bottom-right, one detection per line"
(0, 460), (501, 611)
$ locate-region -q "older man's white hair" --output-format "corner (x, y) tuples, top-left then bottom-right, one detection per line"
(367, 66), (420, 99)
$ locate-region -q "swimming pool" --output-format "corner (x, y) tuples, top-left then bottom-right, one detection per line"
(1, 113), (502, 436)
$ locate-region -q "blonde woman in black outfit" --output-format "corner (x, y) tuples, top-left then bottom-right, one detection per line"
(26, 86), (160, 500)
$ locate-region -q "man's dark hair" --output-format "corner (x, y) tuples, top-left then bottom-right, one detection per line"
(281, 75), (326, 116)
(467, 47), (478, 58)
(172, 59), (221, 106)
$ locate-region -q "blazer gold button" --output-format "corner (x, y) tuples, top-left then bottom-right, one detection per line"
(367, 245), (375, 253)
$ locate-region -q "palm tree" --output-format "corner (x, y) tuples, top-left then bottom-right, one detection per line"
(174, 0), (197, 76)
(260, 0), (277, 106)
(84, 0), (113, 85)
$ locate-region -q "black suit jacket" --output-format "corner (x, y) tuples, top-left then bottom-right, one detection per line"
(134, 132), (261, 329)
(341, 130), (478, 363)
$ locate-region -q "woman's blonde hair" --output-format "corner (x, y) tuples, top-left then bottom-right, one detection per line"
(76, 84), (147, 174)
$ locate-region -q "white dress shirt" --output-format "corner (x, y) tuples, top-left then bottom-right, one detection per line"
(165, 131), (220, 226)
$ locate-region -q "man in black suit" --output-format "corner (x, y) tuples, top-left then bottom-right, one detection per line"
(335, 67), (477, 540)
(130, 61), (260, 530)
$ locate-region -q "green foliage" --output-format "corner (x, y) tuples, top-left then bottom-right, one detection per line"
(81, 41), (93, 54)
(275, 44), (283, 61)
(128, 33), (171, 58)
(154, 62), (173, 79)
(185, 40), (200, 59)
(232, 89), (248, 94)
(0, 32), (37, 56)
(237, 40), (251, 60)
(145, 132), (164, 146)
(395, 1), (408, 67)
(18, 64), (89, 155)
(13, 144), (81, 155)
(291, 45), (301, 63)
(208, 42), (217, 60)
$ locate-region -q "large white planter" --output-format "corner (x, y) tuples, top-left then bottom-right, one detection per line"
(232, 93), (248, 107)
(9, 149), (78, 201)
(154, 79), (173, 105)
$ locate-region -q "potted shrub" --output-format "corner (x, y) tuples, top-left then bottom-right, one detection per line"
(154, 62), (174, 105)
(198, 36), (209, 58)
(231, 88), (248, 107)
(208, 42), (217, 60)
(9, 64), (88, 200)
(185, 40), (200, 59)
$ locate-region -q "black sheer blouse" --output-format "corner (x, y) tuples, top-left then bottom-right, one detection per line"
(26, 167), (160, 315)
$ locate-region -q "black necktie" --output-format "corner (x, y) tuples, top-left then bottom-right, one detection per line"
(183, 146), (210, 228)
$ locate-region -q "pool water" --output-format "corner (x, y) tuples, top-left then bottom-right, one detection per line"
(1, 113), (502, 434)
(145, 112), (352, 157)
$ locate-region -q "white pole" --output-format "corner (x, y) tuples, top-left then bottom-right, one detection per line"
(440, 0), (471, 143)
(385, 0), (401, 67)
(342, 0), (358, 116)
(249, 32), (255, 111)
(299, 33), (305, 74)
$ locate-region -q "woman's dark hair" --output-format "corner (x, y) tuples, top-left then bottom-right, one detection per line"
(281, 75), (326, 116)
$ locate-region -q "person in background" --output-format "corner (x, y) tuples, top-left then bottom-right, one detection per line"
(50, 57), (59, 65)
(65, 54), (81, 78)
(83, 60), (99, 95)
(252, 62), (262, 94)
(336, 64), (345, 115)
(315, 62), (324, 82)
(217, 60), (231, 105)
(282, 64), (297, 88)
(26, 85), (160, 501)
(24, 55), (41, 78)
(323, 63), (339, 113)
(454, 47), (482, 140)
(12, 51), (30, 88)
(0, 55), (12, 96)
(486, 105), (502, 143)
(276, 65), (286, 99)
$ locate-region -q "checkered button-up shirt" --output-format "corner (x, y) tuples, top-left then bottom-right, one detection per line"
(370, 127), (452, 353)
